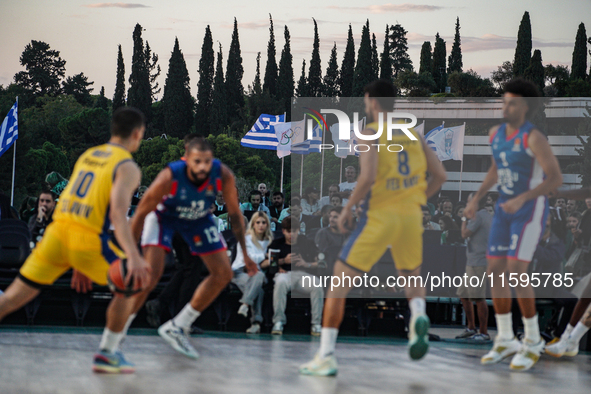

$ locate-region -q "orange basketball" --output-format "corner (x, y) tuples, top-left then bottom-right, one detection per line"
(107, 258), (142, 297)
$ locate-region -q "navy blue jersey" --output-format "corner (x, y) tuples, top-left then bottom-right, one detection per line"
(491, 121), (544, 199)
(156, 159), (223, 221)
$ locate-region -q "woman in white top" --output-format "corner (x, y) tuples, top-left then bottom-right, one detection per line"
(231, 211), (273, 333)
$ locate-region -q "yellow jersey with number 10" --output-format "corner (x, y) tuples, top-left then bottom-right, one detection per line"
(53, 143), (133, 234)
(366, 121), (427, 208)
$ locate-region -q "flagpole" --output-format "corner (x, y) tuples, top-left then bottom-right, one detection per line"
(458, 122), (466, 202)
(319, 123), (326, 199)
(339, 158), (343, 184)
(280, 111), (286, 194)
(300, 154), (304, 196)
(10, 96), (18, 206)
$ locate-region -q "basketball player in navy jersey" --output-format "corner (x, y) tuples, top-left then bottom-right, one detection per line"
(465, 79), (562, 371)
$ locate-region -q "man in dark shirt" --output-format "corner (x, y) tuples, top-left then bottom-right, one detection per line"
(269, 191), (286, 223)
(28, 189), (56, 247)
(315, 207), (348, 254)
(262, 216), (324, 336)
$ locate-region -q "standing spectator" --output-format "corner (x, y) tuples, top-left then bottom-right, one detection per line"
(301, 186), (322, 216)
(258, 183), (271, 208)
(240, 190), (271, 216)
(555, 197), (566, 211)
(565, 212), (582, 259)
(28, 188), (56, 247)
(338, 166), (357, 199)
(456, 193), (492, 340)
(453, 202), (466, 228)
(269, 191), (286, 223)
(566, 199), (577, 217)
(213, 191), (227, 216)
(314, 207), (348, 254)
(434, 199), (453, 222)
(422, 206), (441, 230)
(231, 212), (273, 334)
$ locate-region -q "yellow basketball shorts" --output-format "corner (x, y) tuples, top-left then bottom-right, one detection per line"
(19, 221), (122, 287)
(339, 204), (423, 272)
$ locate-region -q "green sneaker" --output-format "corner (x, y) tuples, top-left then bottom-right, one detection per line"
(409, 314), (430, 361)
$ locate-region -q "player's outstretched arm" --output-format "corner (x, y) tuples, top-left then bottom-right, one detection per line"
(421, 137), (447, 199)
(130, 167), (173, 243)
(111, 161), (150, 288)
(221, 164), (258, 276)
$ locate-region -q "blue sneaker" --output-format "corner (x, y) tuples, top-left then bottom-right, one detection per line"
(92, 350), (136, 374)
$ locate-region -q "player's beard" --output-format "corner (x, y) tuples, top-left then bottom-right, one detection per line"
(190, 169), (210, 186)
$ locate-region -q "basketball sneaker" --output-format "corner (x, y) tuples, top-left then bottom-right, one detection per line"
(271, 322), (284, 335)
(510, 339), (545, 371)
(409, 314), (430, 360)
(480, 337), (521, 365)
(158, 320), (199, 359)
(299, 353), (338, 376)
(92, 350), (135, 374)
(545, 336), (578, 357)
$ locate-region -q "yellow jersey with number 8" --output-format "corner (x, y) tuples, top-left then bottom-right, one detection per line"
(53, 143), (133, 234)
(366, 121), (427, 208)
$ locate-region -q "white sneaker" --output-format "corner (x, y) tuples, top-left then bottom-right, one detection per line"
(510, 339), (545, 371)
(157, 320), (199, 359)
(481, 337), (521, 365)
(311, 324), (321, 336)
(246, 323), (261, 334)
(545, 336), (579, 357)
(299, 353), (338, 376)
(271, 322), (284, 335)
(238, 304), (249, 318)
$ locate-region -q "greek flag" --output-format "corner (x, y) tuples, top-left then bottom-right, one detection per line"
(240, 114), (285, 150)
(0, 100), (18, 158)
(425, 123), (465, 161)
(291, 125), (322, 155)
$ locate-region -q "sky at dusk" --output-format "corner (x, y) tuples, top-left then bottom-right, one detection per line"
(1, 0), (589, 99)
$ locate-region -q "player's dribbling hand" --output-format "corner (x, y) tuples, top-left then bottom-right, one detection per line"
(71, 270), (93, 293)
(499, 196), (525, 214)
(337, 208), (354, 234)
(125, 254), (151, 291)
(244, 255), (259, 277)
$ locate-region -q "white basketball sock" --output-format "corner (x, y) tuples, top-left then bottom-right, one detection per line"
(99, 328), (123, 353)
(409, 297), (426, 317)
(562, 323), (575, 339)
(122, 313), (137, 337)
(523, 314), (541, 344)
(173, 303), (201, 329)
(570, 322), (590, 343)
(319, 328), (339, 358)
(495, 313), (514, 341)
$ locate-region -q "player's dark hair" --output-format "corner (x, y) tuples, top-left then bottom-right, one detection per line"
(184, 135), (212, 152)
(111, 107), (146, 139)
(363, 79), (397, 111)
(504, 78), (541, 117)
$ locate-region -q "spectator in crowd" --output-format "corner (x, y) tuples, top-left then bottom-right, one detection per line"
(330, 194), (343, 207)
(433, 196), (448, 217)
(422, 206), (441, 230)
(0, 191), (18, 220)
(45, 171), (68, 198)
(555, 197), (566, 211)
(213, 190), (227, 216)
(302, 186), (322, 216)
(439, 215), (459, 245)
(550, 197), (568, 241)
(338, 166), (357, 199)
(278, 198), (317, 235)
(453, 202), (466, 228)
(319, 205), (333, 228)
(484, 204), (495, 215)
(434, 199), (453, 222)
(231, 212), (273, 334)
(565, 212), (582, 259)
(456, 193), (491, 340)
(566, 199), (577, 217)
(269, 192), (287, 223)
(319, 184), (349, 208)
(314, 207), (348, 254)
(258, 183), (271, 208)
(137, 185), (148, 199)
(261, 216), (324, 336)
(485, 192), (498, 207)
(240, 190), (271, 216)
(28, 188), (56, 247)
(19, 196), (37, 224)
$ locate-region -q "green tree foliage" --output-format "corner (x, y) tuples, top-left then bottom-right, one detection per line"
(388, 23), (413, 79)
(128, 24), (152, 121)
(566, 78), (591, 97)
(513, 11), (532, 77)
(58, 108), (111, 167)
(352, 20), (374, 97)
(544, 64), (570, 96)
(524, 49), (545, 95)
(277, 26), (294, 116)
(133, 136), (184, 185)
(62, 72), (94, 106)
(379, 25), (392, 82)
(323, 43), (339, 97)
(491, 61), (513, 92)
(210, 44), (227, 135)
(225, 18), (245, 124)
(95, 86), (109, 110)
(296, 60), (308, 97)
(448, 17), (463, 73)
(571, 23), (587, 80)
(432, 33), (447, 92)
(339, 25), (355, 97)
(20, 142), (70, 196)
(371, 33), (379, 81)
(263, 14), (278, 96)
(394, 70), (436, 97)
(113, 45), (126, 112)
(14, 40), (66, 104)
(145, 41), (161, 100)
(447, 70), (496, 97)
(307, 19), (323, 97)
(419, 41), (433, 75)
(195, 26), (215, 135)
(162, 38), (194, 139)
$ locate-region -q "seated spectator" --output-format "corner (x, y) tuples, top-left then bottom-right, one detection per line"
(19, 196), (37, 224)
(231, 212), (273, 334)
(213, 190), (227, 216)
(269, 191), (287, 224)
(434, 199), (453, 222)
(339, 166), (358, 199)
(314, 207), (348, 254)
(566, 199), (578, 217)
(240, 190), (271, 216)
(319, 205), (333, 228)
(258, 183), (271, 208)
(301, 186), (322, 216)
(0, 191), (18, 220)
(439, 215), (459, 245)
(28, 188), (56, 247)
(261, 216), (324, 336)
(330, 194), (343, 207)
(453, 202), (466, 228)
(319, 184), (349, 208)
(422, 205), (441, 230)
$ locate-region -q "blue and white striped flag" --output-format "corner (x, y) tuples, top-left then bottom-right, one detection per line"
(240, 114), (285, 150)
(291, 125), (322, 155)
(0, 99), (18, 158)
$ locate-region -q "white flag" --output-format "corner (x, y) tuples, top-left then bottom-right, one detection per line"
(425, 124), (465, 161)
(274, 119), (305, 158)
(414, 121), (425, 137)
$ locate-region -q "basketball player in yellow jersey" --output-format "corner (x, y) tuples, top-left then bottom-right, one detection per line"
(0, 107), (151, 373)
(300, 80), (447, 376)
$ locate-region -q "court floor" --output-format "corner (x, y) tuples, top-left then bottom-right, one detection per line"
(0, 327), (589, 394)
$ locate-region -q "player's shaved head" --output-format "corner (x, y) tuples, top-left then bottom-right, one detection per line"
(184, 134), (213, 153)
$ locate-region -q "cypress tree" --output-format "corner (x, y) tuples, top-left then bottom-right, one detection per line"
(525, 49), (545, 95)
(263, 14), (278, 96)
(389, 23), (413, 79)
(145, 41), (161, 100)
(296, 60), (308, 97)
(339, 25), (355, 97)
(307, 18), (323, 97)
(277, 25), (294, 115)
(571, 23), (587, 80)
(128, 23), (151, 120)
(448, 17), (463, 73)
(225, 18), (244, 123)
(352, 20), (374, 97)
(432, 33), (447, 92)
(210, 44), (227, 135)
(253, 52), (262, 95)
(419, 41), (432, 75)
(195, 26), (215, 135)
(379, 25), (392, 82)
(113, 44), (126, 111)
(96, 86), (109, 110)
(323, 43), (339, 97)
(371, 33), (379, 81)
(162, 38), (194, 138)
(513, 11), (532, 77)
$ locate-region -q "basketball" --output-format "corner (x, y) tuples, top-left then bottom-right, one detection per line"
(107, 258), (142, 297)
